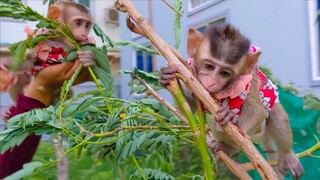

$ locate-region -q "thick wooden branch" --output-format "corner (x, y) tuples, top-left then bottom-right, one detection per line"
(206, 133), (252, 180)
(114, 1), (277, 179)
(242, 141), (320, 171)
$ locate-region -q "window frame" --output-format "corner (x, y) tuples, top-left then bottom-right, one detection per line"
(187, 0), (223, 17)
(308, 0), (320, 86)
(134, 44), (154, 73)
(77, 0), (90, 7)
(187, 9), (229, 31)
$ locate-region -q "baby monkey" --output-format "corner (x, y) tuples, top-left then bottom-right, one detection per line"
(159, 23), (304, 179)
(27, 0), (95, 76)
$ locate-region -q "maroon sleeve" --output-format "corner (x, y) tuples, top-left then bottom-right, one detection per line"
(9, 94), (47, 117)
(0, 94), (46, 178)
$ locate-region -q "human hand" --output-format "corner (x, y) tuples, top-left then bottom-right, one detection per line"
(1, 103), (16, 121)
(0, 59), (17, 91)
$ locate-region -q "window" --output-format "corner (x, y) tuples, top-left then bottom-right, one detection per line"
(188, 0), (222, 15)
(194, 17), (226, 34)
(78, 0), (90, 7)
(136, 47), (154, 73)
(190, 0), (211, 9)
(308, 0), (320, 84)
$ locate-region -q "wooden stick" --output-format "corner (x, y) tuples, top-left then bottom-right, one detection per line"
(114, 1), (277, 179)
(206, 133), (252, 180)
(242, 141), (320, 171)
(131, 73), (189, 124)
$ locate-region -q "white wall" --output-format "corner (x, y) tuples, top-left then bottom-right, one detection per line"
(180, 0), (319, 96)
(228, 0), (319, 95)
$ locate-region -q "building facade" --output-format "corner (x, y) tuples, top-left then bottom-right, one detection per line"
(119, 0), (320, 101)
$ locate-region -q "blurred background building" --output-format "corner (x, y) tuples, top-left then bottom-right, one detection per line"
(119, 0), (320, 100)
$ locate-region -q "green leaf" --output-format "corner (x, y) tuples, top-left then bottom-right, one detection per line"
(11, 41), (28, 70)
(27, 34), (50, 48)
(114, 41), (160, 55)
(36, 20), (51, 28)
(15, 132), (29, 146)
(90, 47), (111, 73)
(93, 24), (114, 47)
(4, 161), (43, 180)
(123, 68), (163, 94)
(122, 141), (133, 160)
(174, 0), (183, 50)
(92, 66), (114, 93)
(303, 94), (320, 111)
(34, 127), (56, 135)
(61, 104), (79, 117)
(62, 51), (78, 62)
(130, 168), (174, 180)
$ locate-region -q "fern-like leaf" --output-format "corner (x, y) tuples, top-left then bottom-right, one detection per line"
(174, 0), (183, 50)
(130, 168), (174, 180)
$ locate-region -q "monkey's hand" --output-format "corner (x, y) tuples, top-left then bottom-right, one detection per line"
(159, 66), (179, 86)
(279, 151), (304, 179)
(207, 139), (235, 157)
(216, 106), (239, 127)
(77, 51), (96, 67)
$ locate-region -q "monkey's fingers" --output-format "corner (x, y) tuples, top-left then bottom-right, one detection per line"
(278, 167), (290, 177)
(217, 107), (238, 126)
(77, 51), (94, 60)
(231, 114), (239, 125)
(160, 66), (179, 74)
(158, 74), (176, 86)
(291, 163), (304, 180)
(79, 58), (97, 67)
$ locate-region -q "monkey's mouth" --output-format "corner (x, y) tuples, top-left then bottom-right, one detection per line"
(77, 39), (89, 45)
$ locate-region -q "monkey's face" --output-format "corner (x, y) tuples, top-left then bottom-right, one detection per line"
(194, 39), (246, 94)
(65, 6), (92, 43)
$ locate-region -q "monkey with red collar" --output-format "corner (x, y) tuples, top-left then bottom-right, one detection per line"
(27, 0), (96, 77)
(159, 23), (304, 179)
(1, 1), (96, 120)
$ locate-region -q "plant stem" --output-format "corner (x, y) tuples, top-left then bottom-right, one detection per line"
(168, 82), (215, 179)
(131, 155), (147, 180)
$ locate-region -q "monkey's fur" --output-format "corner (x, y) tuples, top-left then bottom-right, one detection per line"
(159, 23), (304, 179)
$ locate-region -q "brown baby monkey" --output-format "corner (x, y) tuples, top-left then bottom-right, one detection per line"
(27, 0), (95, 77)
(159, 23), (304, 179)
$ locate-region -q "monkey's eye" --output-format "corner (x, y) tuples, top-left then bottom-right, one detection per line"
(75, 19), (82, 26)
(220, 71), (231, 77)
(85, 23), (91, 29)
(205, 64), (214, 70)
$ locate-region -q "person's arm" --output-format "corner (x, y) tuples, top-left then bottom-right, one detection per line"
(24, 60), (83, 106)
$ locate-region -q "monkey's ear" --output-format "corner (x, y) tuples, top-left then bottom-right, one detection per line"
(47, 5), (61, 20)
(187, 29), (203, 58)
(244, 51), (261, 74)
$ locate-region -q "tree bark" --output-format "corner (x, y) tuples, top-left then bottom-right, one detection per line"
(53, 138), (68, 180)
